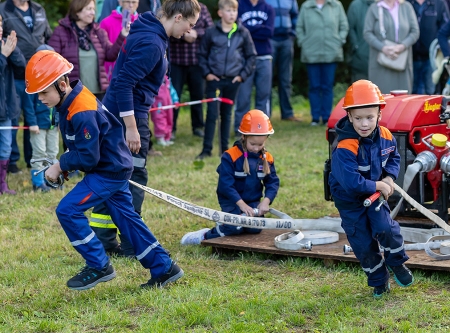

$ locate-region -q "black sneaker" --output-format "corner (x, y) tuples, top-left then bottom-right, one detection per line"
(195, 152), (211, 160)
(388, 264), (414, 287)
(67, 261), (116, 290)
(140, 261), (184, 289)
(373, 281), (390, 298)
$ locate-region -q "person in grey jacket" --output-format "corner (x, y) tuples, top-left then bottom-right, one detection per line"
(347, 0), (374, 82)
(296, 0), (348, 126)
(364, 0), (419, 94)
(196, 0), (256, 160)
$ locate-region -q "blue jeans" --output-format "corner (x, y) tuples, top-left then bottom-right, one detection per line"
(12, 79), (34, 166)
(412, 59), (435, 95)
(202, 78), (240, 155)
(306, 63), (337, 123)
(0, 119), (12, 160)
(271, 38), (294, 119)
(234, 57), (273, 133)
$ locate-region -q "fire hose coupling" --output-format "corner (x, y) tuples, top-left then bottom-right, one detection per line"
(363, 192), (385, 211)
(414, 150), (437, 173)
(30, 158), (69, 188)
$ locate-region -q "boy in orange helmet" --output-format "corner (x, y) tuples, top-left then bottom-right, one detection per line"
(181, 109), (280, 244)
(329, 80), (413, 298)
(25, 50), (183, 290)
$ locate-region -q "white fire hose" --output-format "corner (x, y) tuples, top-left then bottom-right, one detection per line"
(129, 181), (450, 259)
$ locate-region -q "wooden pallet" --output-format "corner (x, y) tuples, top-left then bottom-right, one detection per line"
(201, 229), (450, 272)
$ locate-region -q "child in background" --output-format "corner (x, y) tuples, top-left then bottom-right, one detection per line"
(181, 109), (279, 244)
(28, 44), (60, 192)
(150, 76), (177, 146)
(0, 21), (25, 195)
(196, 0), (256, 159)
(25, 50), (183, 290)
(99, 0), (139, 81)
(328, 80), (414, 298)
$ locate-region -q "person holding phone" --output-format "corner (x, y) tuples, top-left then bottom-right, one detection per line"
(48, 0), (131, 100)
(100, 0), (139, 81)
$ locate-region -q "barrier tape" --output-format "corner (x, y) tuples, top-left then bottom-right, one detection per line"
(0, 126), (30, 130)
(148, 97), (233, 112)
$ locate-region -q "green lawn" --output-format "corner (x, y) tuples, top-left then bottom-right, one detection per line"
(1, 92), (450, 332)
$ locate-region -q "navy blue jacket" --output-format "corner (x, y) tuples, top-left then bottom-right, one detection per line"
(329, 116), (400, 209)
(408, 0), (449, 60)
(103, 11), (168, 119)
(216, 141), (279, 212)
(238, 0), (275, 55)
(0, 42), (25, 122)
(58, 80), (133, 180)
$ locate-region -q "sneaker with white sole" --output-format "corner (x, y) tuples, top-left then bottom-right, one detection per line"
(67, 261), (116, 290)
(140, 261), (184, 288)
(180, 228), (210, 245)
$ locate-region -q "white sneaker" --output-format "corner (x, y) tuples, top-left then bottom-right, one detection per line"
(180, 228), (210, 245)
(156, 138), (168, 146)
(165, 140), (174, 146)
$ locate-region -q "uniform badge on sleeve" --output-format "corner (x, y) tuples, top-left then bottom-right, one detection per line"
(84, 127), (91, 140)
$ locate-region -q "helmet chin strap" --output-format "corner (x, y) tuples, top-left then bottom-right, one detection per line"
(53, 77), (67, 108)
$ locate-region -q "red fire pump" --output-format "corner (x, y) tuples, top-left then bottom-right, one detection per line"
(324, 91), (450, 225)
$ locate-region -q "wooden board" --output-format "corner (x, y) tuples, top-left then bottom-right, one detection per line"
(201, 229), (450, 272)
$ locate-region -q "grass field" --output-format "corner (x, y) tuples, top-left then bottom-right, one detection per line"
(2, 91), (450, 332)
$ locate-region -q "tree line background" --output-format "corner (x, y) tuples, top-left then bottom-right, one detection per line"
(35, 0), (354, 97)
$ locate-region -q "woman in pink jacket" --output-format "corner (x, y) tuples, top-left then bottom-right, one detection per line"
(100, 0), (139, 81)
(48, 0), (130, 99)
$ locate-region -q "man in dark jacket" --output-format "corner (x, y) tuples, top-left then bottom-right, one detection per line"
(0, 0), (52, 173)
(408, 0), (449, 94)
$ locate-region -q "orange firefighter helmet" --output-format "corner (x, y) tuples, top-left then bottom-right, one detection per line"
(25, 50), (74, 94)
(342, 80), (386, 110)
(238, 109), (274, 135)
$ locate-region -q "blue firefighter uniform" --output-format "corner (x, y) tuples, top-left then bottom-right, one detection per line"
(328, 115), (408, 287)
(205, 141), (280, 239)
(56, 80), (171, 277)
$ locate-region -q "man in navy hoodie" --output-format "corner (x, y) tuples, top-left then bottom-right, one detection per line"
(92, 0), (201, 256)
(234, 0), (275, 136)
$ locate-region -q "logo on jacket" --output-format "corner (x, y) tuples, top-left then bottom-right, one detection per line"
(84, 127), (91, 140)
(258, 123), (261, 129)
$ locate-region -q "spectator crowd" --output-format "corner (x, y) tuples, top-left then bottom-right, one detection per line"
(1, 0), (450, 194)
